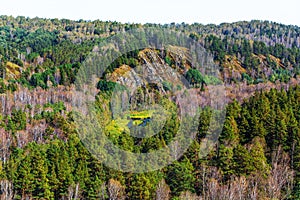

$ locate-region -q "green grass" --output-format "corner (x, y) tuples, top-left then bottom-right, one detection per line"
(129, 110), (154, 119)
(105, 118), (130, 135)
(105, 110), (155, 134)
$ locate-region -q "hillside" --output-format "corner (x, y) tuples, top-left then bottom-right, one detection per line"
(0, 16), (299, 199)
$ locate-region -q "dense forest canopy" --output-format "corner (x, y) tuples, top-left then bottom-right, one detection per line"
(0, 15), (299, 199)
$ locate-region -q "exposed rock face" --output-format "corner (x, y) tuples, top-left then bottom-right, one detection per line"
(107, 64), (144, 92)
(107, 48), (184, 93)
(137, 48), (183, 86)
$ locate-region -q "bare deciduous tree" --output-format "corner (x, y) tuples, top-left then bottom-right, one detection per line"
(108, 179), (125, 200)
(156, 179), (171, 200)
(266, 147), (294, 199)
(0, 180), (13, 200)
(179, 191), (201, 200)
(67, 183), (80, 200)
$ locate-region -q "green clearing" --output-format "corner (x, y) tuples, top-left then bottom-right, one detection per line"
(129, 110), (154, 119)
(105, 110), (155, 134)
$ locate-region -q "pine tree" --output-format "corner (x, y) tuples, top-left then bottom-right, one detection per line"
(167, 157), (195, 196)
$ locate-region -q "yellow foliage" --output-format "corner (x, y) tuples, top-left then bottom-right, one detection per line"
(5, 61), (22, 79)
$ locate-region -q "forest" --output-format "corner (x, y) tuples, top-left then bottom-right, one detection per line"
(0, 15), (299, 199)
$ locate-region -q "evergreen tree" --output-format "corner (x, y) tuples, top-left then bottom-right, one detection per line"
(166, 157), (195, 197)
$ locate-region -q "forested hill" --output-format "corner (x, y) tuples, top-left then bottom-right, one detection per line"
(1, 15), (300, 88)
(0, 16), (300, 199)
(1, 16), (300, 47)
